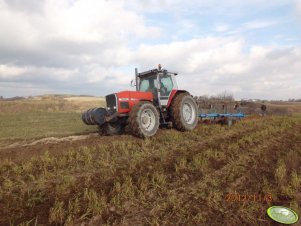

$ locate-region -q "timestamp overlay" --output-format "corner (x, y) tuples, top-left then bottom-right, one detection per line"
(224, 193), (273, 203)
(224, 193), (300, 224)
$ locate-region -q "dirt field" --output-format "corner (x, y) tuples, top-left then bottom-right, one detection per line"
(0, 97), (300, 225)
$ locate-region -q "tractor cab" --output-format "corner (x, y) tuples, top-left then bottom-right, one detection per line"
(135, 66), (178, 107)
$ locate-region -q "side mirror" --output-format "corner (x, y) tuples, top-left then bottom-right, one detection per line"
(130, 80), (135, 87)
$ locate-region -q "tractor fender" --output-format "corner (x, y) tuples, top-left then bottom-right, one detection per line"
(132, 99), (153, 106)
(167, 90), (189, 108)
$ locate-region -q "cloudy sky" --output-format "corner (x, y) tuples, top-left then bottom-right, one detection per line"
(0, 0), (300, 99)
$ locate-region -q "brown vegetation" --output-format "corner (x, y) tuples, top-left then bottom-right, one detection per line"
(0, 96), (300, 225)
(0, 117), (300, 225)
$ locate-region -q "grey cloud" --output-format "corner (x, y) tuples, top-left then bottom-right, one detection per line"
(3, 0), (45, 13)
(266, 47), (297, 60)
(0, 0), (300, 100)
(133, 38), (301, 100)
(0, 0), (151, 72)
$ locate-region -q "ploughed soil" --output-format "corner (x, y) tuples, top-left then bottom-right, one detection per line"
(0, 117), (261, 163)
(0, 132), (142, 163)
(0, 117), (300, 226)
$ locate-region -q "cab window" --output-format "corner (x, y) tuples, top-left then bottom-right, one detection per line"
(159, 75), (173, 96)
(139, 75), (157, 92)
(139, 80), (149, 92)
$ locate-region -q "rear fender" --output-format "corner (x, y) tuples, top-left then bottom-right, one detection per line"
(167, 90), (189, 108)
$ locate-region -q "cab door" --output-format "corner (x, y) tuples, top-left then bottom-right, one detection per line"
(139, 75), (159, 105)
(158, 74), (174, 106)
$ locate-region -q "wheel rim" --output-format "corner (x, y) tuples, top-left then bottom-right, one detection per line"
(141, 109), (156, 131)
(183, 101), (196, 124)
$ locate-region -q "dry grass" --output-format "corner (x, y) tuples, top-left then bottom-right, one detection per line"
(267, 102), (301, 115)
(0, 96), (105, 114)
(64, 96), (105, 102)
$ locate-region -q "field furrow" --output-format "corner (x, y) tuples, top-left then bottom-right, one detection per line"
(0, 117), (300, 225)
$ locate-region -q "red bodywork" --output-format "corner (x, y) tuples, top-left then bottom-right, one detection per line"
(117, 91), (153, 114)
(167, 89), (177, 108)
(115, 89), (185, 114)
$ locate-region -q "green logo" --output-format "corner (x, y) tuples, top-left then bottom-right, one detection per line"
(267, 206), (299, 224)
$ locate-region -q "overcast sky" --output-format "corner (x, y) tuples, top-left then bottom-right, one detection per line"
(0, 0), (300, 99)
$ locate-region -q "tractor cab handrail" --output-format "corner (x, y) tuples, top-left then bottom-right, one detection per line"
(137, 69), (177, 78)
(137, 69), (159, 77)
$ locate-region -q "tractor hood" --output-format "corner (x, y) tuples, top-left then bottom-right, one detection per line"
(116, 91), (153, 102)
(105, 91), (153, 114)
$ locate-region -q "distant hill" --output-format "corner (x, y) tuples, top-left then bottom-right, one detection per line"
(1, 96), (26, 101)
(0, 94), (99, 101)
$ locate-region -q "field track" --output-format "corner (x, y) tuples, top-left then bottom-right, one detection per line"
(0, 116), (300, 225)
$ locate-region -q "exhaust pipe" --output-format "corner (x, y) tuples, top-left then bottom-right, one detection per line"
(82, 107), (107, 126)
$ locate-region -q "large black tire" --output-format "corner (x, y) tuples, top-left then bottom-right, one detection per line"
(98, 122), (124, 136)
(128, 101), (159, 138)
(82, 107), (106, 125)
(170, 92), (198, 131)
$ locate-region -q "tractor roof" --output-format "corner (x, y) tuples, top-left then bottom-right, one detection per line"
(137, 69), (177, 78)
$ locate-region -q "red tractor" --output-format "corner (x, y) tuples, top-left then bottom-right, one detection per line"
(82, 65), (198, 138)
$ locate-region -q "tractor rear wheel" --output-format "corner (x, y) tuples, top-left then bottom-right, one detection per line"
(128, 101), (159, 138)
(170, 93), (198, 131)
(98, 122), (124, 136)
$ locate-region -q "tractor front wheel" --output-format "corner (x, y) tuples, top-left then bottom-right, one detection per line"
(98, 122), (124, 136)
(170, 93), (198, 131)
(128, 102), (159, 138)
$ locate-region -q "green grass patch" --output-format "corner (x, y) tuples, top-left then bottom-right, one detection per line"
(0, 112), (97, 140)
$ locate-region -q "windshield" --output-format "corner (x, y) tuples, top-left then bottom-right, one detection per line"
(139, 75), (157, 92)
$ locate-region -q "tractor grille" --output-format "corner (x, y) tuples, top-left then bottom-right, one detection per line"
(106, 94), (117, 115)
(120, 101), (129, 109)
